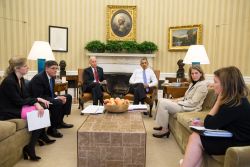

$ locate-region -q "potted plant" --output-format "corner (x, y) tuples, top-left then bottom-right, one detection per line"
(105, 41), (122, 53)
(121, 41), (138, 53)
(138, 41), (158, 54)
(85, 40), (106, 53)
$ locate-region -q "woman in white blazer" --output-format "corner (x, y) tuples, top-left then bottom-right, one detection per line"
(153, 65), (208, 138)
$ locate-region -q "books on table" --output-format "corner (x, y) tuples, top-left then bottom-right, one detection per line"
(128, 104), (147, 111)
(81, 104), (147, 114)
(81, 105), (104, 114)
(189, 126), (233, 138)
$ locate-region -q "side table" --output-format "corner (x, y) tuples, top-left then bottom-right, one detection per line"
(66, 75), (78, 98)
(162, 85), (189, 98)
(54, 82), (68, 95)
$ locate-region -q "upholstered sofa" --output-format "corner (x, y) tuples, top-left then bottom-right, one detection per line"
(0, 119), (30, 167)
(169, 88), (250, 167)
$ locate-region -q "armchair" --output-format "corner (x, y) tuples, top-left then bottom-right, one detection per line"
(124, 70), (160, 117)
(77, 68), (111, 111)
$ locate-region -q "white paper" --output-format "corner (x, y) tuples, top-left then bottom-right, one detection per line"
(81, 105), (104, 114)
(27, 109), (51, 131)
(128, 104), (147, 111)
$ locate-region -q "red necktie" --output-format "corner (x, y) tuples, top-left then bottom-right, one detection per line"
(94, 68), (99, 82)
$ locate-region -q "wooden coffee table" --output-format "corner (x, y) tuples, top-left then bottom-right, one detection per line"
(77, 112), (146, 167)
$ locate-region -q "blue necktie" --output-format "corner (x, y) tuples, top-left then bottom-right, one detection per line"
(50, 78), (54, 98)
(143, 70), (149, 92)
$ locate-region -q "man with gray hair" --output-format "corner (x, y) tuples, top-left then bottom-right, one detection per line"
(82, 57), (106, 105)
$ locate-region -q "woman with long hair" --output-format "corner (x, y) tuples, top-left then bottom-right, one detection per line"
(181, 66), (250, 167)
(153, 65), (208, 138)
(0, 57), (54, 161)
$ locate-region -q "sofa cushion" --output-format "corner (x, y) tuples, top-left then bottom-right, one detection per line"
(177, 111), (209, 131)
(0, 121), (16, 141)
(202, 88), (217, 110)
(8, 119), (27, 131)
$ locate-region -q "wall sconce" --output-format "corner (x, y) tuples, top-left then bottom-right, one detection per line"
(183, 45), (210, 65)
(27, 41), (55, 73)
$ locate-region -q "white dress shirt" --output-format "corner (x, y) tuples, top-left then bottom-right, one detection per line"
(129, 67), (158, 87)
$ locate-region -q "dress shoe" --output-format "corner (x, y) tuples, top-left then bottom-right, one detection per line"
(57, 122), (74, 129)
(38, 134), (56, 146)
(38, 138), (56, 146)
(47, 129), (63, 138)
(153, 126), (163, 131)
(152, 131), (170, 138)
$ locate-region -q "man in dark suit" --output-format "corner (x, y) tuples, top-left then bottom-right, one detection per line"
(83, 57), (106, 105)
(29, 60), (73, 138)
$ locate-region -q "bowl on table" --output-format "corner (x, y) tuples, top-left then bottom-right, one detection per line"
(104, 103), (129, 113)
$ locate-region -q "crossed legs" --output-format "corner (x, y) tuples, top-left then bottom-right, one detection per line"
(181, 132), (204, 167)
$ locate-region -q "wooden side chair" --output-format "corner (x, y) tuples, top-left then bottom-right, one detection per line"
(77, 68), (111, 111)
(124, 70), (160, 117)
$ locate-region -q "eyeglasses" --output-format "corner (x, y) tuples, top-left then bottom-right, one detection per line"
(49, 67), (58, 70)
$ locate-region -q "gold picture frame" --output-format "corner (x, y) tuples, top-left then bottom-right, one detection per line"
(106, 5), (136, 41)
(168, 24), (202, 51)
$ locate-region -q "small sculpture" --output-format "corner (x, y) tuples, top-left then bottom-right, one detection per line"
(176, 59), (185, 78)
(59, 60), (66, 78)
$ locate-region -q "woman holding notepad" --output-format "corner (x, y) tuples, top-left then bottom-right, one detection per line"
(0, 57), (53, 161)
(180, 66), (250, 167)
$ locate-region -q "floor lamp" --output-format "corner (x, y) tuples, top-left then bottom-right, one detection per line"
(27, 41), (55, 73)
(183, 45), (210, 65)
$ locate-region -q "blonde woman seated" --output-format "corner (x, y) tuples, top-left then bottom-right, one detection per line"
(153, 65), (208, 138)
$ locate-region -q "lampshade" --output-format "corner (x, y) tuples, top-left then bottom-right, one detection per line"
(28, 41), (55, 60)
(183, 45), (210, 65)
(28, 41), (55, 73)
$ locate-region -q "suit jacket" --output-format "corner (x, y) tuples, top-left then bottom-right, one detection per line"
(0, 72), (37, 119)
(29, 71), (55, 102)
(82, 66), (104, 92)
(178, 80), (208, 112)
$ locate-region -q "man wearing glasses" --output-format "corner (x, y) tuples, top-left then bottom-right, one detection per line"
(29, 61), (73, 138)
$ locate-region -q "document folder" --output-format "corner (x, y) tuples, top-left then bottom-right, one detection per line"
(189, 126), (233, 138)
(27, 109), (51, 131)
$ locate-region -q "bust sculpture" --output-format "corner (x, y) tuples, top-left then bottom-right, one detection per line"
(59, 60), (66, 78)
(176, 59), (185, 78)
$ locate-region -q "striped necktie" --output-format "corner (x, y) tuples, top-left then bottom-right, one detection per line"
(94, 68), (99, 83)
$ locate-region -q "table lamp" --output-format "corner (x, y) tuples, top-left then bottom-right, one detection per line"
(183, 45), (210, 65)
(27, 41), (55, 73)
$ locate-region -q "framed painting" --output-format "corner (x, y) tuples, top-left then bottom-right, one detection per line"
(106, 5), (136, 41)
(49, 25), (68, 52)
(168, 24), (202, 51)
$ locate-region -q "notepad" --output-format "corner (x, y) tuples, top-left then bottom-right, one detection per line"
(81, 105), (104, 114)
(27, 109), (51, 131)
(189, 126), (233, 138)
